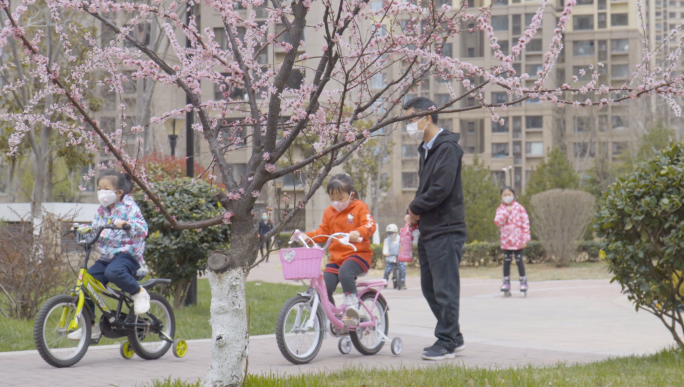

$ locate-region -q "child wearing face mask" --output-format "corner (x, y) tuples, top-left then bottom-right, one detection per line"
(382, 224), (407, 289)
(292, 173), (376, 326)
(69, 170), (149, 341)
(494, 186), (531, 295)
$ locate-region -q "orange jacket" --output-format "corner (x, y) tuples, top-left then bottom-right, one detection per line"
(306, 200), (376, 274)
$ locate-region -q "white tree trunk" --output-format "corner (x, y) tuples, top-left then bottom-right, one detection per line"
(204, 268), (248, 387)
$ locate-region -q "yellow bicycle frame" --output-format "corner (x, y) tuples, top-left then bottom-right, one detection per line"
(61, 268), (117, 331)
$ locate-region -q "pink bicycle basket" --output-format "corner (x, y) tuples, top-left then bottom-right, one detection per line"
(279, 247), (325, 280)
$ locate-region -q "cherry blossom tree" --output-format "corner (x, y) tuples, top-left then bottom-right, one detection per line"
(2, 0), (683, 385)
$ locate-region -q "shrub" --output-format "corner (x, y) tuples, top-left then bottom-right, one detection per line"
(135, 178), (230, 308)
(0, 213), (74, 319)
(594, 143), (684, 349)
(530, 189), (596, 267)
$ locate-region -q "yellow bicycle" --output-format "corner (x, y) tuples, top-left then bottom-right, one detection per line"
(33, 224), (187, 368)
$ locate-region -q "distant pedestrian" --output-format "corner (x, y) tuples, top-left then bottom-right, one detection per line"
(258, 212), (273, 262)
(382, 224), (407, 289)
(493, 186), (531, 295)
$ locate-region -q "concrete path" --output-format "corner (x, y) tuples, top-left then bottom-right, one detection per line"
(0, 255), (676, 387)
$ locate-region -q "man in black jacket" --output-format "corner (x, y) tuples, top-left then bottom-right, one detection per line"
(403, 97), (467, 360)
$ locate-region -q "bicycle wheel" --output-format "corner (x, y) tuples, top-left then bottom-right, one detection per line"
(34, 294), (92, 368)
(350, 291), (388, 355)
(393, 264), (400, 290)
(127, 292), (175, 360)
(275, 295), (325, 364)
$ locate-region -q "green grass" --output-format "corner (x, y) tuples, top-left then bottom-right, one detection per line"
(142, 348), (684, 387)
(0, 280), (303, 352)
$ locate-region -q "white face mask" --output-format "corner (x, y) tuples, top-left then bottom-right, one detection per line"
(331, 194), (352, 212)
(98, 190), (118, 207)
(502, 196), (514, 205)
(406, 117), (425, 141)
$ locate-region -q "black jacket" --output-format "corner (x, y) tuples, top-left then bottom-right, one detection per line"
(408, 130), (467, 241)
(258, 220), (273, 236)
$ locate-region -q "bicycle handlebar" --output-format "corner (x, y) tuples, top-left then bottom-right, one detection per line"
(73, 224), (132, 247)
(289, 231), (360, 252)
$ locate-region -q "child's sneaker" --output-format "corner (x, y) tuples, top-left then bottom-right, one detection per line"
(132, 287), (150, 315)
(68, 324), (101, 341)
(343, 293), (360, 326)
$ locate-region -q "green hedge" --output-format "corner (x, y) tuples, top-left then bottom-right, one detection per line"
(370, 240), (601, 269)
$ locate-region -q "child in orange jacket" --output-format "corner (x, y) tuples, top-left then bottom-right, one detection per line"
(295, 173), (376, 325)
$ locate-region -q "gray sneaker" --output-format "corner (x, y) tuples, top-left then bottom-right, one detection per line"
(423, 341), (465, 353)
(422, 345), (456, 360)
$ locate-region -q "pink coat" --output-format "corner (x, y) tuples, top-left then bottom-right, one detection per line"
(494, 201), (531, 251)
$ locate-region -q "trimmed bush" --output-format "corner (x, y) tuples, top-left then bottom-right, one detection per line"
(594, 142), (684, 349)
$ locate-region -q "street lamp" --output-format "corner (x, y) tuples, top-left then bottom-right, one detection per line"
(164, 116), (185, 157)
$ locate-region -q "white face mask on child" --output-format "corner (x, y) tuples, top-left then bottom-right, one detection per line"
(98, 190), (118, 207)
(502, 196), (514, 205)
(331, 194), (352, 213)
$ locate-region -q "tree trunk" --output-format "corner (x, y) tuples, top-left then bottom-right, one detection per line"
(8, 158), (17, 203)
(204, 266), (248, 387)
(32, 152), (46, 237)
(172, 278), (192, 309)
(45, 151), (54, 202)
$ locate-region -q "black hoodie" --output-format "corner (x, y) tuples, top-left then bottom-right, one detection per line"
(408, 130), (467, 241)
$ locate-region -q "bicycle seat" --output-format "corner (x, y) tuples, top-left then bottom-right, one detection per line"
(140, 278), (171, 290)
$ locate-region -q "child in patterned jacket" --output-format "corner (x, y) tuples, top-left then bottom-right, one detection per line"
(69, 170), (149, 341)
(494, 186), (531, 294)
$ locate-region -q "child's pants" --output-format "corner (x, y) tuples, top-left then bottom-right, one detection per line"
(383, 260), (406, 283)
(503, 249), (526, 277)
(323, 259), (365, 305)
(85, 252), (141, 323)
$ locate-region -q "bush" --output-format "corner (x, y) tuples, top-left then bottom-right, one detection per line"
(0, 213), (74, 319)
(530, 189), (596, 267)
(135, 178), (230, 308)
(594, 142), (684, 349)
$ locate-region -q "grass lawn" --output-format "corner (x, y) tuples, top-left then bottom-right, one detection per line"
(0, 280), (303, 352)
(144, 348), (684, 387)
(365, 261), (612, 282)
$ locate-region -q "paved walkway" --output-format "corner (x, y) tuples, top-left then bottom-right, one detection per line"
(0, 255), (676, 387)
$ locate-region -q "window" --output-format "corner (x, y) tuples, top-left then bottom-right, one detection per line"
(371, 24), (388, 36)
(598, 13), (607, 28)
(526, 116), (543, 129)
(493, 92), (508, 104)
(612, 64), (629, 79)
(598, 0), (606, 9)
(492, 143), (510, 158)
(492, 119), (509, 133)
(598, 40), (608, 60)
(123, 23), (151, 49)
(671, 12), (677, 18)
(402, 172), (419, 189)
(528, 39), (543, 52)
(573, 40), (595, 56)
(220, 119), (247, 148)
(436, 93), (451, 106)
(371, 73), (386, 89)
(512, 14), (521, 35)
(612, 116), (627, 130)
(402, 145), (419, 158)
(493, 0), (508, 6)
(611, 39), (629, 53)
(611, 13), (628, 27)
(612, 142), (627, 156)
(370, 0), (383, 11)
(440, 43), (453, 58)
(577, 0), (593, 4)
(499, 40), (510, 55)
(467, 48), (476, 57)
(574, 142), (596, 158)
(526, 142), (544, 156)
(573, 66), (591, 81)
(574, 117), (594, 132)
(492, 16), (509, 31)
(525, 14), (539, 28)
(573, 15), (594, 30)
(528, 64), (543, 78)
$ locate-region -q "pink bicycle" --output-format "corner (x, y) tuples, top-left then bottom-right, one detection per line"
(275, 232), (403, 364)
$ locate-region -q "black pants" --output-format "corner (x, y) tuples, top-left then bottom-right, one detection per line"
(418, 232), (465, 351)
(503, 249), (526, 277)
(323, 259), (365, 305)
(259, 236), (268, 260)
(86, 253), (141, 324)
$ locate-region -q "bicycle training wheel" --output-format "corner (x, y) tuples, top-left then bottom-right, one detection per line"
(34, 294), (92, 368)
(350, 292), (388, 355)
(127, 292), (175, 360)
(275, 295), (324, 364)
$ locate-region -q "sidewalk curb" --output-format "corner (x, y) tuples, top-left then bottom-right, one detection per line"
(0, 334), (277, 358)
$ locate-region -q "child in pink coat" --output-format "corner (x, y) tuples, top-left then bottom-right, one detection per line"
(494, 186), (531, 294)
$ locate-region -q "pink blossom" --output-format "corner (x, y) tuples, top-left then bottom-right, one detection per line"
(263, 152), (270, 161)
(265, 163), (276, 173)
(223, 212), (234, 225)
(251, 191), (260, 198)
